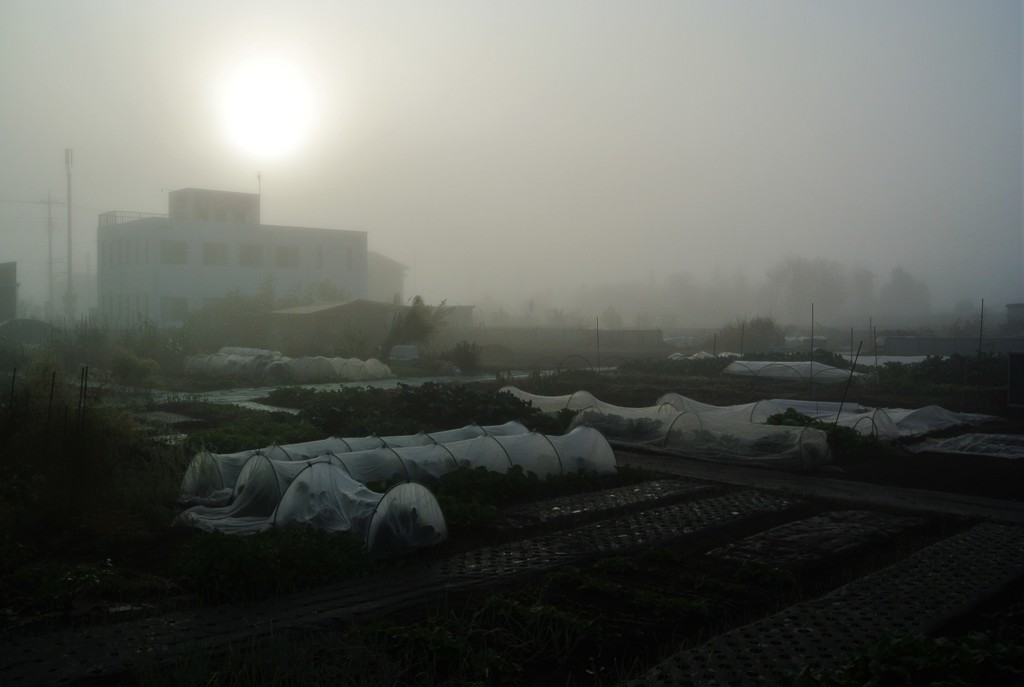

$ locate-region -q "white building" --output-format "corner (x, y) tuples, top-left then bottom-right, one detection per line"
(97, 188), (368, 327)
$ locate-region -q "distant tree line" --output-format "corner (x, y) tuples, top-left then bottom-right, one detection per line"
(476, 256), (937, 331)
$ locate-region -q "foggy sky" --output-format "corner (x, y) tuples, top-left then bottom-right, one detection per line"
(1, 1), (1021, 324)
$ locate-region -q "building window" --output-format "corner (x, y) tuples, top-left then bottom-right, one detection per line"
(202, 242), (228, 266)
(160, 296), (188, 321)
(239, 243), (264, 267)
(160, 240), (187, 265)
(276, 245), (300, 269)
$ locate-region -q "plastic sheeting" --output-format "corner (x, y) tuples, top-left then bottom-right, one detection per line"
(908, 433), (1024, 459)
(363, 482), (448, 558)
(883, 405), (995, 439)
(568, 406), (830, 469)
(510, 386), (996, 469)
(498, 387), (600, 413)
(655, 394), (994, 440)
(723, 360), (866, 384)
(178, 458), (446, 558)
(660, 413), (829, 469)
(176, 424), (615, 556)
(180, 421), (531, 501)
(183, 347), (394, 384)
(658, 394), (900, 440)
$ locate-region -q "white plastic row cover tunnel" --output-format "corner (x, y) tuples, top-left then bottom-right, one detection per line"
(660, 412), (830, 469)
(307, 428), (596, 502)
(723, 360), (866, 384)
(182, 426), (616, 521)
(564, 404), (681, 444)
(364, 482), (448, 558)
(568, 407), (830, 469)
(498, 386), (601, 414)
(657, 394), (899, 440)
(176, 457), (446, 558)
(176, 426), (615, 555)
(183, 347), (394, 384)
(908, 433), (1024, 458)
(260, 356), (394, 384)
(180, 421), (531, 502)
(657, 394), (993, 440)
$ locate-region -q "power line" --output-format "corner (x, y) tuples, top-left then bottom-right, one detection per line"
(0, 197), (104, 212)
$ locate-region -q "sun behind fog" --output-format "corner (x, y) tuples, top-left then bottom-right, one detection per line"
(216, 55), (317, 159)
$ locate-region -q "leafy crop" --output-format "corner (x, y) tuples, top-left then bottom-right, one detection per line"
(765, 408), (901, 464)
(877, 352), (1007, 391)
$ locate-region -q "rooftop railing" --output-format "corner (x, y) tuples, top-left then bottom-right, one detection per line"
(98, 210), (168, 226)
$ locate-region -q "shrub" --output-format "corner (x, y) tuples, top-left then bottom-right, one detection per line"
(443, 340), (482, 375)
(109, 347), (161, 386)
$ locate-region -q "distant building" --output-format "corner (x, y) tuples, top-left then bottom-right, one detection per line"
(1007, 303), (1024, 329)
(97, 189), (369, 327)
(367, 251), (407, 305)
(0, 262), (16, 321)
(267, 299), (403, 358)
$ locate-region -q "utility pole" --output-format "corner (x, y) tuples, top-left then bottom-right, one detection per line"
(47, 191), (54, 320)
(64, 148), (75, 321)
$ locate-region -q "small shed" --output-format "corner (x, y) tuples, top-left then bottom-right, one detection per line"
(268, 299), (403, 358)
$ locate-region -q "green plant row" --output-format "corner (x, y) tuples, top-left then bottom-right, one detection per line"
(266, 381), (568, 437)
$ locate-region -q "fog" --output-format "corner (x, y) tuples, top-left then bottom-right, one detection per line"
(1, 1), (1021, 328)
